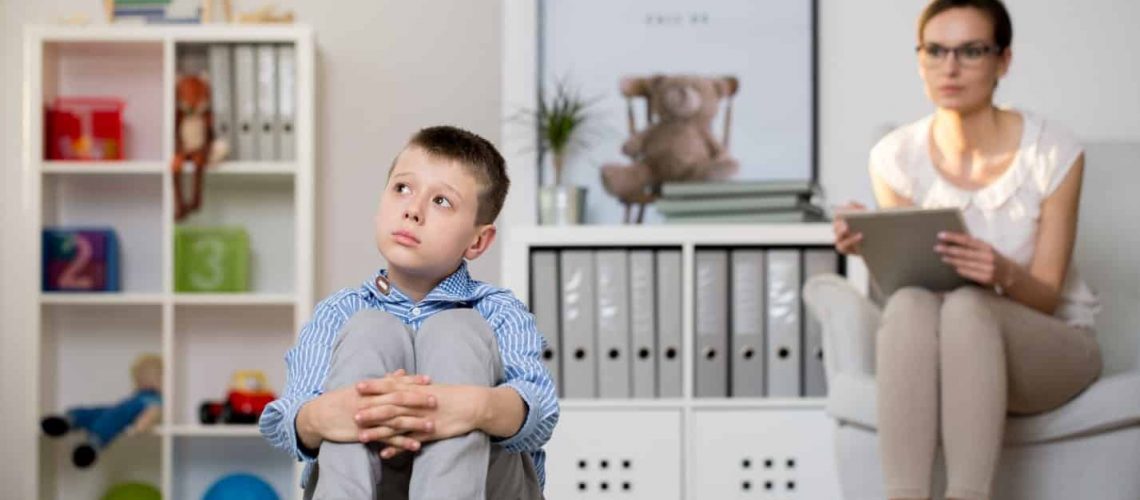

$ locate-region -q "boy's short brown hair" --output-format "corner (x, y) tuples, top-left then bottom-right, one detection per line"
(399, 126), (510, 225)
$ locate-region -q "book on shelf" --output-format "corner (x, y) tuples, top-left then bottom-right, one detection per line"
(660, 179), (814, 199)
(656, 194), (804, 216)
(662, 205), (827, 224)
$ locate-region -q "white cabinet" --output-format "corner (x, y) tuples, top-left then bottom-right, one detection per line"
(502, 226), (860, 499)
(692, 408), (841, 499)
(545, 407), (684, 499)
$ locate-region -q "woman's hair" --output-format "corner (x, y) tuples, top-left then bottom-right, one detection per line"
(918, 0), (1013, 50)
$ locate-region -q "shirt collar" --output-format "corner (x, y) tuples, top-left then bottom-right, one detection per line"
(366, 261), (477, 305)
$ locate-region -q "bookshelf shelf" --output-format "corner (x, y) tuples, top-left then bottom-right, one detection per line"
(40, 292), (166, 305)
(172, 293), (296, 306)
(509, 223), (834, 247)
(160, 425), (264, 438)
(24, 25), (315, 500)
(42, 161), (165, 174)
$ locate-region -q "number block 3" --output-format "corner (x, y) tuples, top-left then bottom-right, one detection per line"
(175, 226), (250, 293)
(42, 228), (121, 292)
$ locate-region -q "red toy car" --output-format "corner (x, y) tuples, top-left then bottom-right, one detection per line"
(199, 370), (276, 424)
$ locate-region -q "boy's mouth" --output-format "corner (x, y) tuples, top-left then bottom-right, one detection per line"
(392, 229), (421, 246)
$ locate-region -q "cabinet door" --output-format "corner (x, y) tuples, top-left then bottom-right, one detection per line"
(692, 409), (841, 499)
(545, 408), (682, 499)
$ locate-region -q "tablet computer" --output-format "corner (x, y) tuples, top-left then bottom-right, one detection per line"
(842, 207), (970, 298)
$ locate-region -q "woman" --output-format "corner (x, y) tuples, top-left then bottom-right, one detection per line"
(832, 1), (1102, 499)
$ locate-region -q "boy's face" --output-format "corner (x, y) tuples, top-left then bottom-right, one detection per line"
(375, 146), (496, 279)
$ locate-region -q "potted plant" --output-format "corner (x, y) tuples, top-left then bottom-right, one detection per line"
(534, 78), (597, 225)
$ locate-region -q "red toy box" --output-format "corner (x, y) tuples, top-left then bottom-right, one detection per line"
(45, 97), (126, 161)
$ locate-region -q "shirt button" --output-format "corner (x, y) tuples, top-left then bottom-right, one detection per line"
(411, 307), (422, 316)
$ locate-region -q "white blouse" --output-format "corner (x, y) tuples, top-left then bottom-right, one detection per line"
(869, 109), (1100, 328)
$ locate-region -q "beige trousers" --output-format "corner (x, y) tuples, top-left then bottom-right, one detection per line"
(877, 286), (1102, 500)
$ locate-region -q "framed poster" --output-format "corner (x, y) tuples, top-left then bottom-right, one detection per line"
(540, 0), (817, 224)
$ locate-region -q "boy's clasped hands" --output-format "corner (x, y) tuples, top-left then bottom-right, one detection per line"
(309, 369), (490, 459)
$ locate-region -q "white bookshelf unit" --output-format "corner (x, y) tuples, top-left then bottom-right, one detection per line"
(503, 225), (864, 499)
(23, 25), (314, 500)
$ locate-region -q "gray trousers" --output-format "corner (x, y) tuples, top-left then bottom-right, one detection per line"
(305, 308), (542, 500)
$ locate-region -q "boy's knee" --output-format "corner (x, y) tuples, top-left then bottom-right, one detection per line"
(417, 308), (495, 352)
(325, 309), (412, 389)
(337, 309), (406, 351)
(415, 308), (500, 385)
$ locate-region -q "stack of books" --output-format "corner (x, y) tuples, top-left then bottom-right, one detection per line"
(657, 179), (825, 224)
(110, 0), (200, 24)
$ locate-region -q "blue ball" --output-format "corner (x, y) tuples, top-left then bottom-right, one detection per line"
(202, 473), (279, 500)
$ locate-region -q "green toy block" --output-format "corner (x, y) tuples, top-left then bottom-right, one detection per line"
(175, 226), (250, 292)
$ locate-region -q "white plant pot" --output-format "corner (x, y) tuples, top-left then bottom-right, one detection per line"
(538, 185), (587, 225)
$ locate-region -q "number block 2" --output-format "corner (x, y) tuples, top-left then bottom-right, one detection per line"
(175, 226), (250, 293)
(42, 228), (121, 292)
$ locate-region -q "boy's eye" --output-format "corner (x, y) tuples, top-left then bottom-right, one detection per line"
(433, 196), (452, 208)
(395, 183), (411, 194)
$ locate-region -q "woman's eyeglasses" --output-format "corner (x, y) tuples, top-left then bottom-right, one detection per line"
(916, 42), (1001, 67)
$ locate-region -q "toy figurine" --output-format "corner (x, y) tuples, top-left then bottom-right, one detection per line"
(171, 74), (228, 221)
(200, 370), (276, 424)
(40, 354), (163, 468)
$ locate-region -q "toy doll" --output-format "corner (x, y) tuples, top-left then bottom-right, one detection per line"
(41, 354), (163, 468)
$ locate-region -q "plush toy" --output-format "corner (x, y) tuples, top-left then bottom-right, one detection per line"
(41, 354), (163, 468)
(172, 74), (228, 221)
(600, 74), (740, 223)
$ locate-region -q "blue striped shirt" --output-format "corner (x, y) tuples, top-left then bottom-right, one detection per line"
(259, 262), (559, 488)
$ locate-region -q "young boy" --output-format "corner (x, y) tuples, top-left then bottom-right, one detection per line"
(260, 126), (559, 499)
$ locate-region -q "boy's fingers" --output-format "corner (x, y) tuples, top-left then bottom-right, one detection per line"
(358, 391), (437, 411)
(354, 404), (415, 426)
(356, 378), (395, 395)
(359, 425), (402, 442)
(393, 374), (431, 385)
(356, 377), (430, 396)
(377, 415), (432, 434)
(381, 435), (422, 452)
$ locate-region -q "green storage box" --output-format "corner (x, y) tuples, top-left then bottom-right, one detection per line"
(175, 226), (250, 292)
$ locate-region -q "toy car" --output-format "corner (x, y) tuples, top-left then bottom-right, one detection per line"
(199, 370), (276, 424)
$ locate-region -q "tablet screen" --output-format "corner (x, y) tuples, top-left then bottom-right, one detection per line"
(843, 208), (970, 298)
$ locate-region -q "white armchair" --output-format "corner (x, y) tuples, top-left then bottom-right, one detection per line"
(803, 273), (1140, 500)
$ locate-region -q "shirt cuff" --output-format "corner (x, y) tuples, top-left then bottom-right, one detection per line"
(493, 381), (541, 452)
(265, 395), (319, 462)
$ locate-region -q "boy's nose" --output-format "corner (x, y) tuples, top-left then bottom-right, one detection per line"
(403, 207), (422, 223)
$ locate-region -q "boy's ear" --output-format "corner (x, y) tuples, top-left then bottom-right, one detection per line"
(464, 224), (497, 260)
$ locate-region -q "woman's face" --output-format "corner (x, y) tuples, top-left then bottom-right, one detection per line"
(918, 7), (1011, 113)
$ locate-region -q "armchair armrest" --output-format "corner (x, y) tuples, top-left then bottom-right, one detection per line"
(803, 274), (881, 380)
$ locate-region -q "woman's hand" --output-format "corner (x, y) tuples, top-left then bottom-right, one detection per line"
(833, 202), (866, 255)
(934, 231), (1013, 288)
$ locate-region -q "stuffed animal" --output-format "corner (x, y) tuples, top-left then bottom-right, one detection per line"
(41, 354), (163, 468)
(600, 74), (740, 223)
(171, 74), (228, 221)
